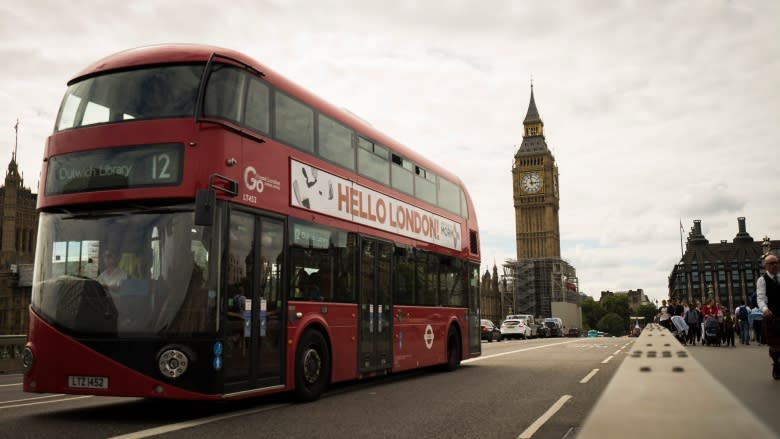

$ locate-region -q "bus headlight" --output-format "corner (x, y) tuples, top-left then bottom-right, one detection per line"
(21, 347), (34, 373)
(158, 348), (189, 379)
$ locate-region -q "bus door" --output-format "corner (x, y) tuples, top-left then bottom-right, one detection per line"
(224, 211), (285, 391)
(358, 238), (393, 375)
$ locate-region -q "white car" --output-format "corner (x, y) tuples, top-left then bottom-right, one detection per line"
(500, 319), (532, 339)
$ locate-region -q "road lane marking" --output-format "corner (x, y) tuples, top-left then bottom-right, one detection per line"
(108, 403), (289, 439)
(517, 394), (572, 439)
(0, 394), (65, 405)
(601, 355), (613, 364)
(464, 339), (581, 363)
(0, 395), (92, 409)
(0, 383), (22, 388)
(613, 349), (622, 355)
(579, 369), (599, 384)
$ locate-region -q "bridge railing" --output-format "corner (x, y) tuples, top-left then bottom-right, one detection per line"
(578, 323), (774, 437)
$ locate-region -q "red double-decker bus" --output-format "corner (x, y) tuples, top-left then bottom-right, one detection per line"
(22, 44), (481, 401)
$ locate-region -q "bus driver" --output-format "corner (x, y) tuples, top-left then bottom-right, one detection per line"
(97, 249), (128, 293)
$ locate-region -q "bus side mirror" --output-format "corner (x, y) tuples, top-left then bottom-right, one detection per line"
(194, 189), (216, 226)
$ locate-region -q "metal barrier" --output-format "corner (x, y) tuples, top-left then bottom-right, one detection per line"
(578, 323), (775, 437)
(0, 335), (26, 374)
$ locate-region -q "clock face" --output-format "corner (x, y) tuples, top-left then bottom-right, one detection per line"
(521, 172), (542, 193)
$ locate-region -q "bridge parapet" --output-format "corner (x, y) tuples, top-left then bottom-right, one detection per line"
(578, 323), (774, 437)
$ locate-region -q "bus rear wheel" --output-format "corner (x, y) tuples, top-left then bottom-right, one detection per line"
(443, 326), (461, 372)
(294, 329), (330, 402)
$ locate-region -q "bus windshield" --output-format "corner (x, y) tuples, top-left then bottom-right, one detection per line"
(31, 207), (217, 336)
(55, 64), (204, 131)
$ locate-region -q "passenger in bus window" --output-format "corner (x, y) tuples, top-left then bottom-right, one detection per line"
(307, 271), (324, 301)
(292, 268), (308, 298)
(97, 248), (128, 293)
(229, 285), (247, 317)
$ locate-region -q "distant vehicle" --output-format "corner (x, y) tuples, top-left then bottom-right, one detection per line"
(543, 317), (564, 337)
(566, 328), (581, 337)
(481, 319), (502, 343)
(505, 314), (538, 338)
(500, 318), (532, 339)
(587, 329), (599, 338)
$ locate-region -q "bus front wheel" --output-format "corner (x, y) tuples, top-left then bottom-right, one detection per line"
(294, 329), (331, 402)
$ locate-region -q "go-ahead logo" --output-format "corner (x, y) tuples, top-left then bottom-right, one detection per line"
(244, 166), (264, 193)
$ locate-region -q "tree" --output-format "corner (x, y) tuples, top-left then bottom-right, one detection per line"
(601, 295), (630, 332)
(636, 304), (658, 326)
(597, 312), (626, 336)
(581, 297), (605, 331)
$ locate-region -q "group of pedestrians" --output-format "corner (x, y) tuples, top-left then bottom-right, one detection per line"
(656, 253), (780, 380)
(656, 297), (763, 348)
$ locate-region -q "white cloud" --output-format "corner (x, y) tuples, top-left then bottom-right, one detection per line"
(1, 0), (779, 306)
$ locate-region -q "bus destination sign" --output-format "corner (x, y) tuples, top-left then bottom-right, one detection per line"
(45, 143), (184, 195)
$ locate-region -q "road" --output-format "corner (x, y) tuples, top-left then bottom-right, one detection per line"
(686, 341), (780, 435)
(3, 336), (775, 439)
(0, 337), (631, 439)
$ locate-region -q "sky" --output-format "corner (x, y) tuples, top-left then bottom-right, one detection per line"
(1, 0), (779, 304)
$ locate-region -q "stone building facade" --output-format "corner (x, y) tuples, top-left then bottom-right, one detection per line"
(0, 154), (38, 335)
(668, 217), (778, 310)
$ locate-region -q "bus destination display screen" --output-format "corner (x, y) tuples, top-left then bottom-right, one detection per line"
(45, 143), (184, 195)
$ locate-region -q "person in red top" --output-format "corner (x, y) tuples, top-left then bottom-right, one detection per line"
(701, 299), (717, 320)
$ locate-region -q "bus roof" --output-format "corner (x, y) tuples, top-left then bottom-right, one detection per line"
(68, 44), (474, 214)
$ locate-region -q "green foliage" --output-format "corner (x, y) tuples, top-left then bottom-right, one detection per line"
(636, 304), (658, 325)
(582, 295), (658, 333)
(602, 295), (630, 318)
(581, 297), (604, 331)
(597, 312), (627, 336)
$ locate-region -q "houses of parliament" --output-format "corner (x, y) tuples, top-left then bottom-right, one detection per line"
(0, 133), (38, 335)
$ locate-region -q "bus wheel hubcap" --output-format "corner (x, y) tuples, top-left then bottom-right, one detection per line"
(303, 348), (321, 384)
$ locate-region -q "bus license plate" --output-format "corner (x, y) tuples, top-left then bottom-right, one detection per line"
(68, 375), (109, 389)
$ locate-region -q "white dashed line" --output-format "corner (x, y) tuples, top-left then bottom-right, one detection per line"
(517, 395), (573, 439)
(579, 368), (599, 384)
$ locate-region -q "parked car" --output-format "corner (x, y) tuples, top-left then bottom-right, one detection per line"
(480, 319), (502, 342)
(566, 328), (581, 337)
(505, 314), (538, 338)
(587, 329), (598, 337)
(500, 318), (532, 339)
(543, 317), (564, 337)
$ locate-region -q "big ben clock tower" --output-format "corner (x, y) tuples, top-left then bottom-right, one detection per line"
(512, 85), (560, 260)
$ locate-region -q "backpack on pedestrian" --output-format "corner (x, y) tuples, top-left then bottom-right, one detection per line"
(686, 309), (698, 325)
(738, 305), (749, 322)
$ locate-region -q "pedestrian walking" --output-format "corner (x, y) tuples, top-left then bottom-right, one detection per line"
(658, 300), (672, 331)
(685, 304), (700, 345)
(736, 300), (751, 345)
(722, 312), (736, 347)
(751, 306), (764, 345)
(756, 254), (780, 379)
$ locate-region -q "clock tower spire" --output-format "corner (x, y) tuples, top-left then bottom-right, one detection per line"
(512, 85), (560, 259)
